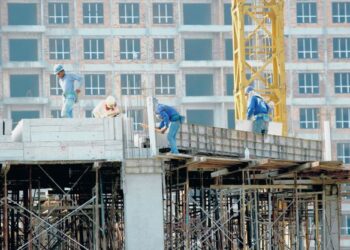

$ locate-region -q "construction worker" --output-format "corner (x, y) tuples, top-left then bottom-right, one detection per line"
(54, 64), (82, 118)
(92, 96), (120, 118)
(153, 98), (185, 154)
(245, 86), (271, 135)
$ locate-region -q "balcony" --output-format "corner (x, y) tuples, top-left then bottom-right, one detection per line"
(3, 97), (49, 105)
(179, 25), (231, 33)
(1, 25), (46, 33)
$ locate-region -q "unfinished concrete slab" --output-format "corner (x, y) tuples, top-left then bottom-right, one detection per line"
(1, 118), (124, 161)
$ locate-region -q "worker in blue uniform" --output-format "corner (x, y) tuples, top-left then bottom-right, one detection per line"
(245, 86), (271, 135)
(153, 98), (185, 154)
(54, 64), (82, 118)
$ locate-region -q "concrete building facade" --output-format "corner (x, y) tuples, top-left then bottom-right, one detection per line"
(1, 0), (350, 247)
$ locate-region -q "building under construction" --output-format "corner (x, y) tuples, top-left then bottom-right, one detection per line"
(0, 114), (349, 249)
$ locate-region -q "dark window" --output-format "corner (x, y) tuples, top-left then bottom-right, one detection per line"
(155, 74), (176, 95)
(85, 74), (106, 95)
(153, 3), (173, 24)
(226, 74), (234, 96)
(298, 73), (319, 94)
(244, 4), (253, 25)
(225, 39), (233, 60)
(227, 109), (235, 129)
(9, 39), (38, 61)
(121, 74), (141, 95)
(8, 3), (37, 25)
(154, 39), (174, 60)
(332, 2), (350, 23)
(296, 2), (317, 23)
(187, 110), (214, 126)
(333, 38), (350, 59)
(299, 108), (320, 129)
(297, 38), (318, 59)
(50, 74), (63, 95)
(51, 110), (61, 118)
(335, 73), (350, 93)
(49, 39), (70, 60)
(336, 108), (350, 128)
(128, 109), (143, 131)
(11, 111), (40, 128)
(119, 3), (140, 24)
(224, 4), (232, 25)
(83, 3), (104, 24)
(183, 4), (211, 25)
(338, 143), (350, 164)
(185, 39), (212, 60)
(186, 74), (213, 96)
(85, 110), (93, 118)
(10, 75), (39, 97)
(120, 39), (141, 60)
(84, 39), (104, 60)
(48, 3), (69, 24)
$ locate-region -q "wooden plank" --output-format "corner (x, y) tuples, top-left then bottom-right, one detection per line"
(211, 168), (229, 178)
(211, 184), (309, 189)
(273, 179), (350, 185)
(156, 153), (193, 160)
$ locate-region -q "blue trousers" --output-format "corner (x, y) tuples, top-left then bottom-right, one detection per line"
(61, 98), (75, 118)
(167, 120), (180, 154)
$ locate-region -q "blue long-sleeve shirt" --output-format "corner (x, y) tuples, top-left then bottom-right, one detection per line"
(59, 73), (82, 95)
(156, 104), (180, 129)
(247, 95), (269, 120)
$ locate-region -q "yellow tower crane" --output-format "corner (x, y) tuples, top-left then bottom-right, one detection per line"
(232, 0), (287, 135)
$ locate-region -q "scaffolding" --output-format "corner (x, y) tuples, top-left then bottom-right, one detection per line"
(163, 156), (346, 250)
(0, 162), (124, 250)
(0, 117), (349, 249)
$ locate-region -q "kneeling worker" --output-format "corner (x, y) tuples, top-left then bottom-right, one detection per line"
(93, 96), (120, 118)
(245, 86), (271, 135)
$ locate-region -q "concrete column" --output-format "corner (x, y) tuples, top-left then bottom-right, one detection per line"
(323, 121), (332, 161)
(323, 185), (340, 250)
(123, 159), (164, 250)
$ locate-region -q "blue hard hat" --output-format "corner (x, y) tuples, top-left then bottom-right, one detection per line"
(244, 85), (254, 94)
(53, 64), (64, 74)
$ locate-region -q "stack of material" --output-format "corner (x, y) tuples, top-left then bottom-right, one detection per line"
(1, 118), (124, 161)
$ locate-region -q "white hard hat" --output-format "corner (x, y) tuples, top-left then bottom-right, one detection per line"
(53, 64), (64, 74)
(106, 96), (116, 108)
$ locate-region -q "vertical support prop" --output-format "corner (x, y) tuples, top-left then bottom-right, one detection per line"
(2, 163), (10, 250)
(146, 96), (157, 157)
(94, 162), (101, 250)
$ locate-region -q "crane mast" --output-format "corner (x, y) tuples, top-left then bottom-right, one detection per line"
(232, 0), (287, 135)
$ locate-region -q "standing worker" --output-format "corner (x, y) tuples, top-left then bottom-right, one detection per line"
(152, 98), (185, 154)
(245, 86), (271, 135)
(53, 64), (82, 118)
(92, 96), (120, 118)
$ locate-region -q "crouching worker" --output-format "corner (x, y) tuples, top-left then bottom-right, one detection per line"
(153, 98), (185, 154)
(92, 96), (120, 118)
(245, 86), (271, 135)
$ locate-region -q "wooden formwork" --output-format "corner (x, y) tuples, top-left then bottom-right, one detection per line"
(177, 124), (322, 161)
